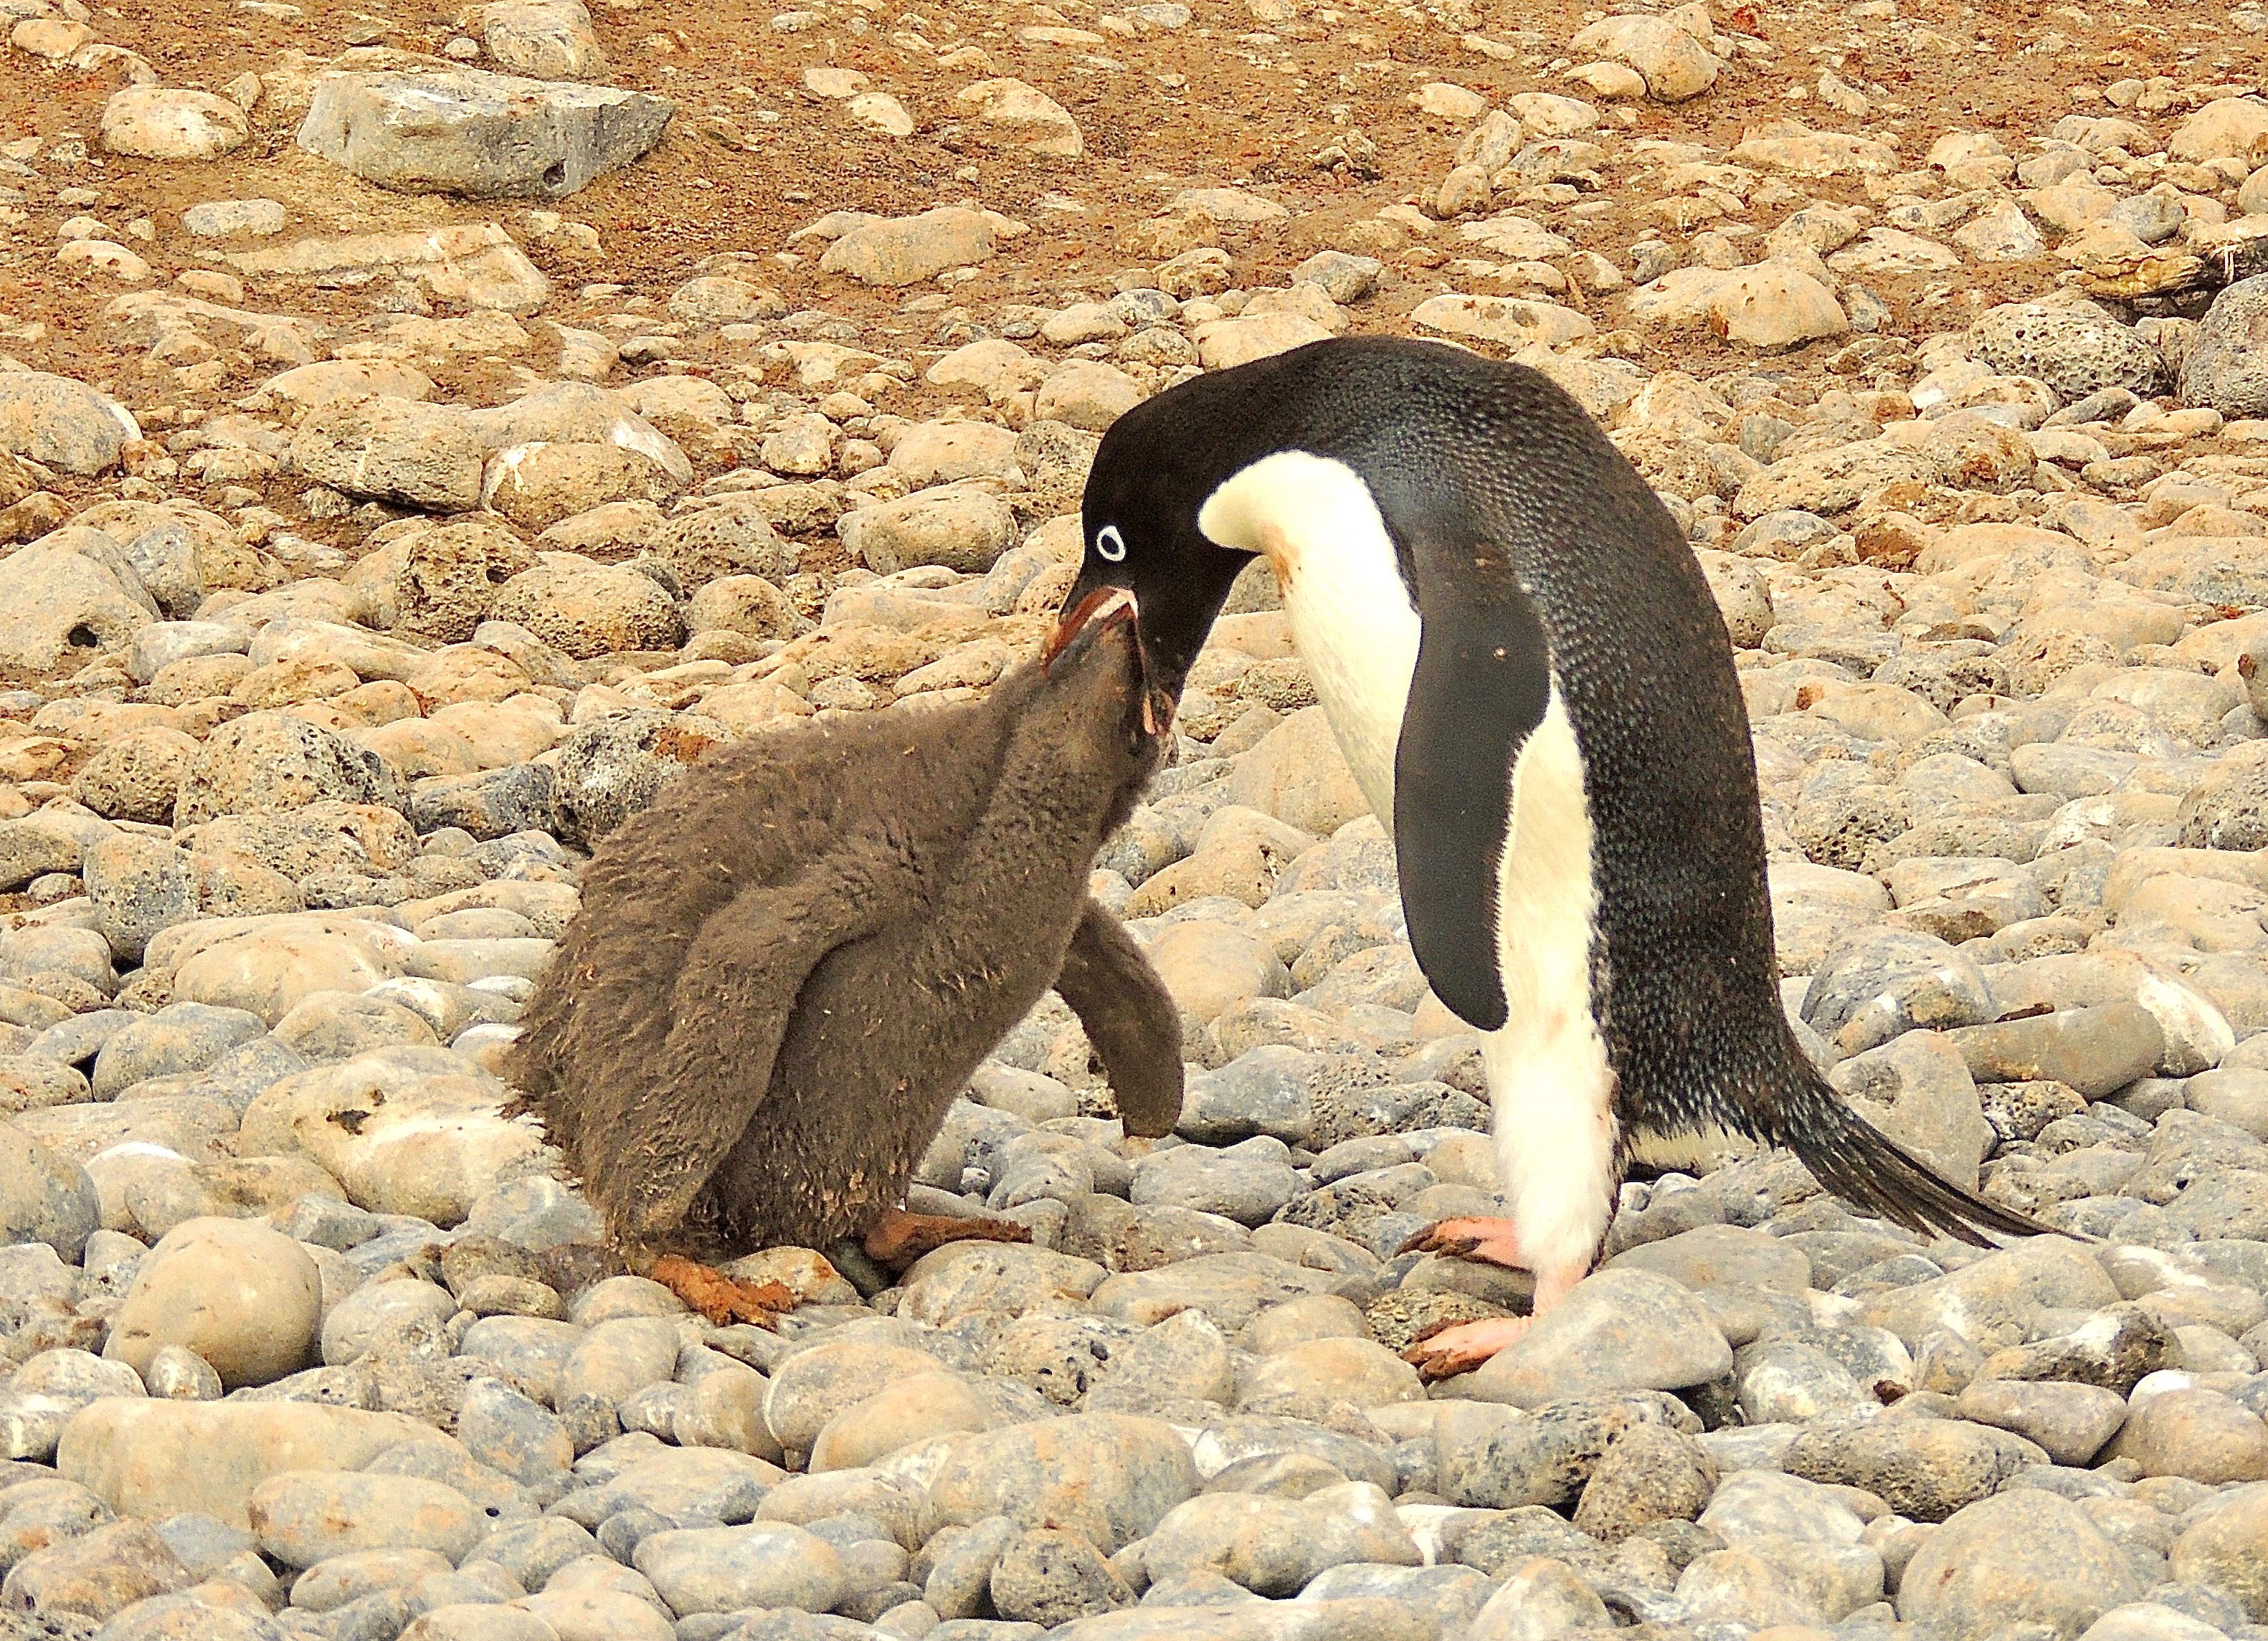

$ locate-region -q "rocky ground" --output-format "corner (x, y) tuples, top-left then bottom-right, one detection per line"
(4, 0), (2268, 1639)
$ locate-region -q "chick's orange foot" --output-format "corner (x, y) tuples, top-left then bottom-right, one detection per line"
(642, 1254), (795, 1327)
(862, 1207), (1033, 1271)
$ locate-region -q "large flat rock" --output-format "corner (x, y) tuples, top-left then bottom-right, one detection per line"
(297, 67), (673, 199)
(221, 224), (551, 313)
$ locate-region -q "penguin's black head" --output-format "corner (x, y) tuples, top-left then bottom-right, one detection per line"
(1061, 391), (1258, 701)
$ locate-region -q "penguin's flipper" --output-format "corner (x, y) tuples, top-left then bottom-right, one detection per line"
(1053, 897), (1185, 1138)
(1392, 563), (1553, 1034)
(592, 863), (903, 1246)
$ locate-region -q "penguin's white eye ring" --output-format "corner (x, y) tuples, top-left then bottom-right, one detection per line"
(1096, 525), (1127, 563)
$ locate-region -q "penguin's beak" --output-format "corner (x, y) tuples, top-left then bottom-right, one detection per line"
(1043, 587), (1170, 738)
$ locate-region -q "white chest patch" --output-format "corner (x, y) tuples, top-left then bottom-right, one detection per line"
(1195, 450), (1417, 822)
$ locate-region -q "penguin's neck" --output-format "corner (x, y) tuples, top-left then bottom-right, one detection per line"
(1196, 450), (1418, 822)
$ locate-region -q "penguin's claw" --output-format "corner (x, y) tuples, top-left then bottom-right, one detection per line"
(1398, 1215), (1524, 1268)
(643, 1255), (794, 1328)
(1403, 1316), (1534, 1381)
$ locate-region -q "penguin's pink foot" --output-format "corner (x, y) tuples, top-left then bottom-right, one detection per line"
(1398, 1215), (1523, 1267)
(862, 1207), (1032, 1272)
(1398, 1262), (1590, 1381)
(1404, 1316), (1534, 1381)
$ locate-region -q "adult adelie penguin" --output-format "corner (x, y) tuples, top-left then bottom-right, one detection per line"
(1064, 335), (2045, 1377)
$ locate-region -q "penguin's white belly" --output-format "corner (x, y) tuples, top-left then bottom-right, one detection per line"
(1193, 451), (1415, 818)
(1197, 448), (1622, 1278)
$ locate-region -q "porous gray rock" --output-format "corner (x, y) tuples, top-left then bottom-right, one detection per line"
(1970, 302), (2167, 401)
(174, 712), (402, 827)
(547, 708), (721, 847)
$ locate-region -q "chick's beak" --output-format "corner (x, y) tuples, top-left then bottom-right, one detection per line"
(1042, 584), (1139, 675)
(1043, 586), (1168, 740)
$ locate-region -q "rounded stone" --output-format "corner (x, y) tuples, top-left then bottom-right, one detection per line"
(1466, 1269), (1734, 1409)
(485, 561), (683, 660)
(105, 1217), (321, 1390)
(558, 1316), (681, 1408)
(0, 1118), (100, 1264)
(321, 1279), (462, 1367)
(172, 927), (394, 1026)
(1571, 1422), (1719, 1544)
(73, 727), (198, 824)
(142, 1343), (224, 1401)
(399, 1606), (556, 1641)
(809, 1370), (997, 1473)
(1467, 1555), (1614, 1641)
(2181, 274), (2268, 421)
(100, 86), (250, 160)
(1782, 1417), (2034, 1523)
(290, 1546), (455, 1612)
(174, 711), (399, 828)
(1802, 928), (1997, 1054)
(90, 1001), (267, 1098)
(248, 1472), (485, 1569)
(1240, 1336), (1423, 1408)
(1898, 1488), (2144, 1636)
(0, 371), (141, 475)
(683, 574), (794, 640)
(1955, 1378), (2130, 1467)
(2170, 1487), (2268, 1620)
(923, 1413), (1200, 1555)
(762, 1339), (951, 1455)
(631, 1523), (846, 1617)
(2114, 1387), (2268, 1484)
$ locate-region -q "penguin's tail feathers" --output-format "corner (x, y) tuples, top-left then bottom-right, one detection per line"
(1780, 1078), (2064, 1247)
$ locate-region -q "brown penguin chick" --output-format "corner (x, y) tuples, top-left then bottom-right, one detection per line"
(506, 589), (1184, 1324)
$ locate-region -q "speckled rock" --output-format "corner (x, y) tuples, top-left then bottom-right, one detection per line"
(632, 1523), (846, 1617)
(922, 1414), (1198, 1554)
(1899, 1488), (2145, 1637)
(1783, 1416), (2041, 1521)
(0, 1120), (100, 1264)
(2181, 274), (2268, 420)
(2170, 1486), (2268, 1620)
(1570, 1421), (1719, 1542)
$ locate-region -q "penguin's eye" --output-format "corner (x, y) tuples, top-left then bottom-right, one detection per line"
(1096, 525), (1127, 563)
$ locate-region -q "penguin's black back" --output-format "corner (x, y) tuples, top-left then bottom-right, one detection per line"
(1100, 338), (1780, 1133)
